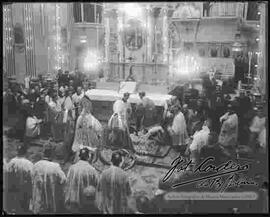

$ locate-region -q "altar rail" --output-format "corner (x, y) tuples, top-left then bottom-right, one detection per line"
(107, 62), (169, 85)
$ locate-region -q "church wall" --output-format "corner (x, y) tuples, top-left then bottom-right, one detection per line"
(12, 3), (26, 83)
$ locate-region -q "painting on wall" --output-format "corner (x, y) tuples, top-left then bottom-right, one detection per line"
(124, 19), (144, 51)
(14, 23), (25, 53)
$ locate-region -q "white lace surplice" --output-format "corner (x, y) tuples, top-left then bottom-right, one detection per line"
(31, 160), (66, 214)
(219, 113), (238, 147)
(96, 166), (131, 214)
(64, 160), (99, 209)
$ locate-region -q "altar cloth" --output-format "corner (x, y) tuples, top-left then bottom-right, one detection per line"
(85, 89), (172, 107)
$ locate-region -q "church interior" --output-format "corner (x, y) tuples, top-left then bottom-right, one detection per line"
(3, 2), (268, 214)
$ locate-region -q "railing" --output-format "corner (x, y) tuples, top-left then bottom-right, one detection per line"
(203, 2), (247, 19)
(106, 62), (169, 85)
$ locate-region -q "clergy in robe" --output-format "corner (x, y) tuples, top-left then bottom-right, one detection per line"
(31, 143), (66, 214)
(72, 86), (85, 118)
(187, 119), (211, 166)
(167, 105), (188, 147)
(138, 91), (156, 129)
(65, 147), (99, 213)
(109, 93), (133, 150)
(113, 92), (132, 128)
(218, 104), (238, 156)
(248, 107), (266, 149)
(48, 91), (65, 142)
(6, 145), (33, 214)
(63, 89), (76, 163)
(72, 95), (103, 160)
(96, 151), (132, 214)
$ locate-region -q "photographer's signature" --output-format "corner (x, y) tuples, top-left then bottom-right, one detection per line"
(163, 156), (258, 192)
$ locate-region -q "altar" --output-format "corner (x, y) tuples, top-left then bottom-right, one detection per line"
(85, 81), (173, 122)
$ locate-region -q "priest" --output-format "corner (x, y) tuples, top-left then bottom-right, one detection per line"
(31, 143), (66, 214)
(96, 151), (132, 214)
(65, 147), (99, 213)
(6, 145), (33, 214)
(218, 103), (238, 156)
(167, 105), (188, 148)
(72, 95), (103, 161)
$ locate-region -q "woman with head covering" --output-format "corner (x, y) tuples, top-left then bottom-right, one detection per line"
(72, 95), (103, 161)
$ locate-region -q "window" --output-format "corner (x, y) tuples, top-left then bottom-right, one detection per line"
(14, 23), (24, 44)
(246, 2), (260, 20)
(223, 47), (230, 58)
(73, 3), (103, 24)
(73, 3), (82, 23)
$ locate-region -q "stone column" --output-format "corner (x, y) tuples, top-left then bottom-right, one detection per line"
(257, 2), (266, 95)
(24, 3), (36, 77)
(3, 4), (15, 77)
(103, 5), (110, 79)
(146, 5), (153, 62)
(162, 5), (169, 63)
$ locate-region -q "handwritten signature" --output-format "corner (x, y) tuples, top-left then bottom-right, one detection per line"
(162, 155), (257, 191)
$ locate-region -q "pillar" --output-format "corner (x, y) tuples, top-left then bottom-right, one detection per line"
(103, 4), (110, 79)
(3, 4), (16, 77)
(24, 3), (36, 77)
(257, 2), (266, 95)
(162, 4), (169, 63)
(146, 5), (153, 62)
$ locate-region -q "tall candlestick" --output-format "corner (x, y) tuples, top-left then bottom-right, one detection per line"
(97, 18), (99, 52)
(155, 25), (157, 53)
(135, 28), (137, 48)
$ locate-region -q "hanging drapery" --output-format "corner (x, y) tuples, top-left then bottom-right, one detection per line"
(3, 4), (15, 77)
(23, 3), (36, 78)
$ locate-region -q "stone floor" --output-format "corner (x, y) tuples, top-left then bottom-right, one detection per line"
(3, 117), (178, 200)
(3, 115), (268, 213)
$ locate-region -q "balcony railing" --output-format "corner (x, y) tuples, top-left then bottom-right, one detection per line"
(203, 2), (246, 18)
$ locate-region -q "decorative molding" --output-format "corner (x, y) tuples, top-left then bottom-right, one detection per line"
(73, 23), (104, 29)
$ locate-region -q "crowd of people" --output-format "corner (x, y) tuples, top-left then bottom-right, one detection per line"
(3, 68), (268, 214)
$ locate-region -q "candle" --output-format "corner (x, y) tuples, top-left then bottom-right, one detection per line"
(135, 28), (137, 48)
(155, 25), (157, 53)
(97, 20), (99, 52)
